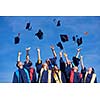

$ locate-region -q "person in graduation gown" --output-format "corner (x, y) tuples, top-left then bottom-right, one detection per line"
(80, 56), (97, 83)
(46, 45), (57, 70)
(12, 52), (30, 83)
(23, 47), (37, 83)
(69, 48), (82, 83)
(69, 66), (82, 83)
(59, 48), (82, 83)
(59, 51), (71, 83)
(52, 64), (66, 83)
(35, 48), (53, 83)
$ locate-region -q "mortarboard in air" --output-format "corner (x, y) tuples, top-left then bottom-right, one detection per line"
(60, 34), (69, 42)
(35, 29), (43, 39)
(77, 37), (83, 46)
(14, 33), (20, 44)
(57, 42), (63, 50)
(72, 36), (76, 42)
(76, 35), (78, 37)
(25, 22), (32, 30)
(57, 20), (61, 26)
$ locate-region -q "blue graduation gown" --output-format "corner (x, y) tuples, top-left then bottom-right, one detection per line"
(36, 62), (54, 83)
(59, 57), (66, 73)
(60, 57), (71, 82)
(40, 70), (53, 83)
(61, 71), (66, 83)
(24, 61), (37, 83)
(49, 57), (57, 66)
(35, 63), (42, 82)
(52, 71), (66, 83)
(73, 72), (82, 83)
(35, 58), (57, 82)
(24, 60), (32, 69)
(65, 65), (72, 82)
(81, 67), (97, 83)
(24, 60), (37, 83)
(13, 68), (30, 83)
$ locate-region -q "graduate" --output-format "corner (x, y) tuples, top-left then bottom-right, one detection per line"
(35, 48), (53, 83)
(69, 48), (82, 83)
(52, 64), (66, 83)
(23, 47), (37, 83)
(59, 51), (72, 83)
(80, 56), (97, 83)
(47, 45), (57, 69)
(12, 51), (30, 83)
(60, 48), (82, 83)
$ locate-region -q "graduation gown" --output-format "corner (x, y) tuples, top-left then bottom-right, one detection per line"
(81, 67), (97, 83)
(70, 70), (82, 83)
(12, 68), (30, 83)
(52, 70), (66, 83)
(24, 61), (37, 83)
(60, 57), (71, 82)
(36, 62), (53, 83)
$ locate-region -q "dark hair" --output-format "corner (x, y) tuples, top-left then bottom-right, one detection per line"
(92, 67), (95, 74)
(16, 61), (20, 68)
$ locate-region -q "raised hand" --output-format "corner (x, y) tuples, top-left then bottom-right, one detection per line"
(80, 55), (83, 59)
(50, 45), (54, 50)
(26, 47), (31, 51)
(18, 51), (22, 56)
(50, 45), (57, 58)
(77, 48), (81, 52)
(36, 48), (40, 53)
(59, 51), (63, 57)
(63, 52), (68, 57)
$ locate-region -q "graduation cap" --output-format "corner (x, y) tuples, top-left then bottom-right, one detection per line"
(72, 36), (76, 42)
(57, 20), (61, 26)
(72, 56), (80, 67)
(77, 37), (83, 46)
(60, 34), (69, 42)
(76, 35), (78, 37)
(14, 33), (20, 44)
(57, 42), (63, 50)
(35, 29), (43, 39)
(25, 22), (32, 30)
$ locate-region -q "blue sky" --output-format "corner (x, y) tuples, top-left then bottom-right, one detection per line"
(0, 16), (100, 82)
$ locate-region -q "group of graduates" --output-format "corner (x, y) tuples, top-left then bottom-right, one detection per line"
(12, 46), (97, 83)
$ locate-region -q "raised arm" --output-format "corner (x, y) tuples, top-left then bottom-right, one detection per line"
(50, 45), (57, 58)
(24, 47), (32, 67)
(17, 51), (21, 62)
(36, 48), (41, 64)
(59, 51), (65, 73)
(36, 48), (42, 74)
(59, 51), (64, 63)
(59, 51), (63, 58)
(25, 47), (31, 63)
(26, 47), (31, 56)
(76, 48), (81, 58)
(80, 55), (85, 70)
(63, 52), (71, 65)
